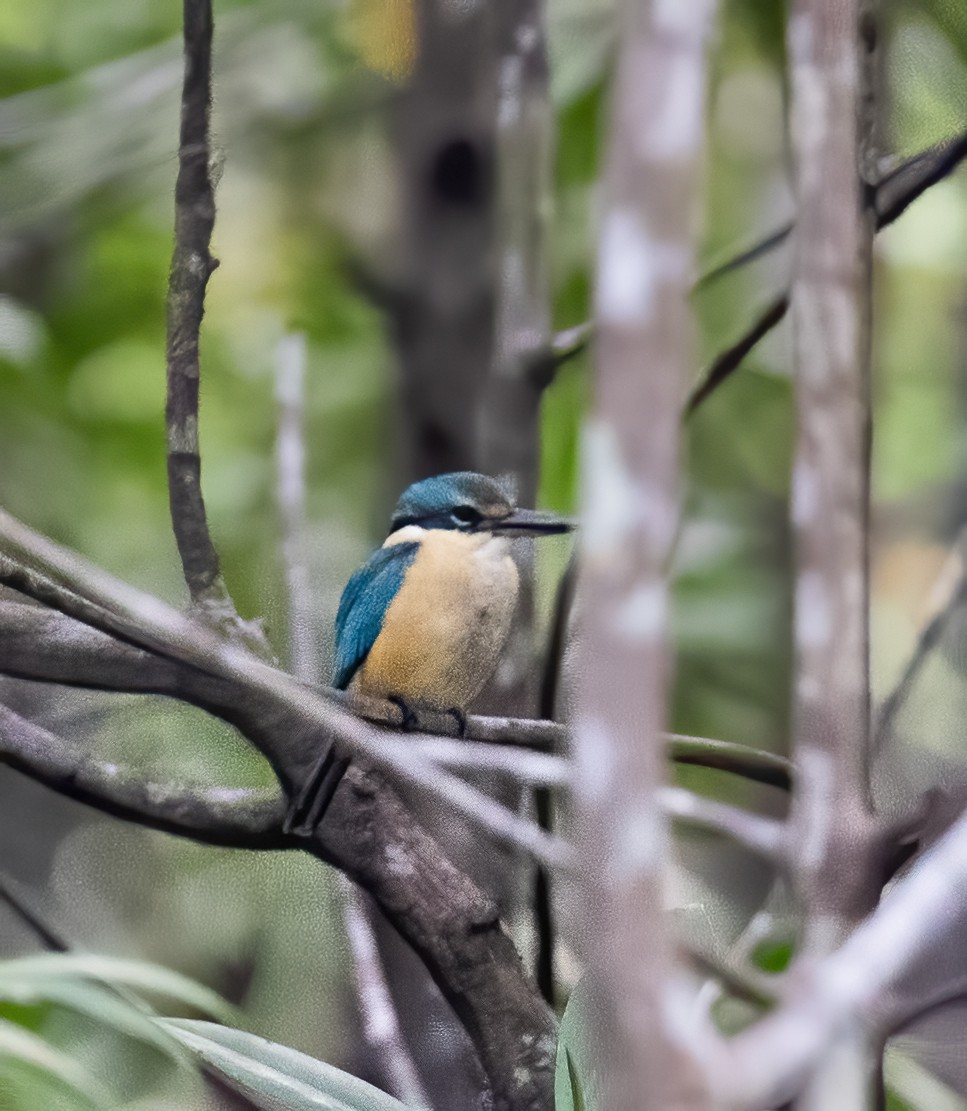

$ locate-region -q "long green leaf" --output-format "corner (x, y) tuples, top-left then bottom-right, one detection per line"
(555, 977), (600, 1111)
(0, 975), (187, 1063)
(0, 953), (234, 1023)
(160, 1018), (412, 1111)
(0, 1017), (113, 1108)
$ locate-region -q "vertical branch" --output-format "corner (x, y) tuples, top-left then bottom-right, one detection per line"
(273, 337), (428, 1110)
(274, 334), (315, 682)
(573, 2), (715, 1109)
(786, 0), (878, 1105)
(480, 0), (556, 712)
(167, 0), (256, 643)
(390, 0), (499, 479)
(786, 0), (877, 947)
(481, 0), (554, 506)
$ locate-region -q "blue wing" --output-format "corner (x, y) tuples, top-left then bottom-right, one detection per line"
(332, 541), (419, 689)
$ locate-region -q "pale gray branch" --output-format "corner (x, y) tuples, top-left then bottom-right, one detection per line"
(574, 0), (718, 1106)
(723, 805), (967, 1108)
(661, 786), (786, 863)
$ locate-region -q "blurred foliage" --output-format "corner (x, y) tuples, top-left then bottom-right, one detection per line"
(0, 0), (966, 1106)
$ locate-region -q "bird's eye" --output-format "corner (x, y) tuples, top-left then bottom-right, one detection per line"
(451, 505), (482, 527)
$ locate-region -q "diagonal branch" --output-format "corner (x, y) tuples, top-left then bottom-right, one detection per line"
(0, 614), (557, 1108)
(723, 801), (967, 1108)
(688, 127), (967, 412)
(0, 701), (286, 848)
(0, 541), (570, 869)
(874, 536), (967, 751)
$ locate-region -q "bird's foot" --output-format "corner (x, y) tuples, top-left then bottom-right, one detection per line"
(283, 746), (351, 837)
(388, 695), (419, 731)
(446, 707), (467, 737)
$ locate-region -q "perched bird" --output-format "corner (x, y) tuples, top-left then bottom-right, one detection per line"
(333, 471), (573, 724)
(284, 472), (572, 836)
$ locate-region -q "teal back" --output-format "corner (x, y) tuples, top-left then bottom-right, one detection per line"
(332, 541), (419, 689)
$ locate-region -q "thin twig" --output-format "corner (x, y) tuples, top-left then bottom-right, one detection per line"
(874, 540), (967, 751)
(668, 733), (792, 792)
(661, 786), (786, 862)
(0, 701), (286, 847)
(688, 127), (967, 412)
(695, 224), (794, 290)
(273, 331), (429, 1111)
(0, 874), (70, 953)
(685, 293), (789, 415)
(166, 0), (263, 651)
(336, 878), (430, 1109)
(532, 552), (575, 1004)
(273, 333), (316, 682)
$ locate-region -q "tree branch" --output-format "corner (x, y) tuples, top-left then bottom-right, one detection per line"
(723, 802), (967, 1108)
(0, 516), (558, 1110)
(0, 701), (286, 848)
(784, 1), (879, 1104)
(874, 536), (967, 751)
(575, 0), (718, 1106)
(166, 0), (262, 650)
(688, 127), (967, 412)
(661, 786), (786, 863)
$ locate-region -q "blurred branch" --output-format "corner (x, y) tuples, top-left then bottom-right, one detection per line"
(273, 333), (316, 682)
(482, 0), (554, 503)
(688, 126), (967, 412)
(785, 0), (878, 928)
(874, 537), (967, 751)
(0, 874), (70, 953)
(0, 701), (286, 847)
(724, 803), (967, 1107)
(782, 1), (879, 1105)
(166, 0), (264, 650)
(388, 0), (499, 480)
(575, 0), (717, 1107)
(336, 878), (430, 1110)
(661, 786), (786, 862)
(273, 335), (429, 1111)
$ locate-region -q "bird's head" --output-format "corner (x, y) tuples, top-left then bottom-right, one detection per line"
(389, 472), (574, 537)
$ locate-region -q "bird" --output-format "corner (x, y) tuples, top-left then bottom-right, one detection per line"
(284, 472), (572, 836)
(333, 471), (573, 726)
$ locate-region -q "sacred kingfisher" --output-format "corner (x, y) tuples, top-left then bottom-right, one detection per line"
(284, 472), (571, 835)
(333, 471), (573, 724)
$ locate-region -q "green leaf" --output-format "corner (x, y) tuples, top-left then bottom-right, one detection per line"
(555, 977), (600, 1111)
(750, 937), (794, 974)
(0, 975), (187, 1064)
(0, 1017), (113, 1109)
(0, 953), (234, 1024)
(159, 1018), (413, 1111)
(564, 1049), (585, 1111)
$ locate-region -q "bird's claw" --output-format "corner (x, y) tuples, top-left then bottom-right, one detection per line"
(389, 695), (419, 731)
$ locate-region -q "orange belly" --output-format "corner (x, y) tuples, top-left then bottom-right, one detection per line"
(352, 530), (518, 710)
